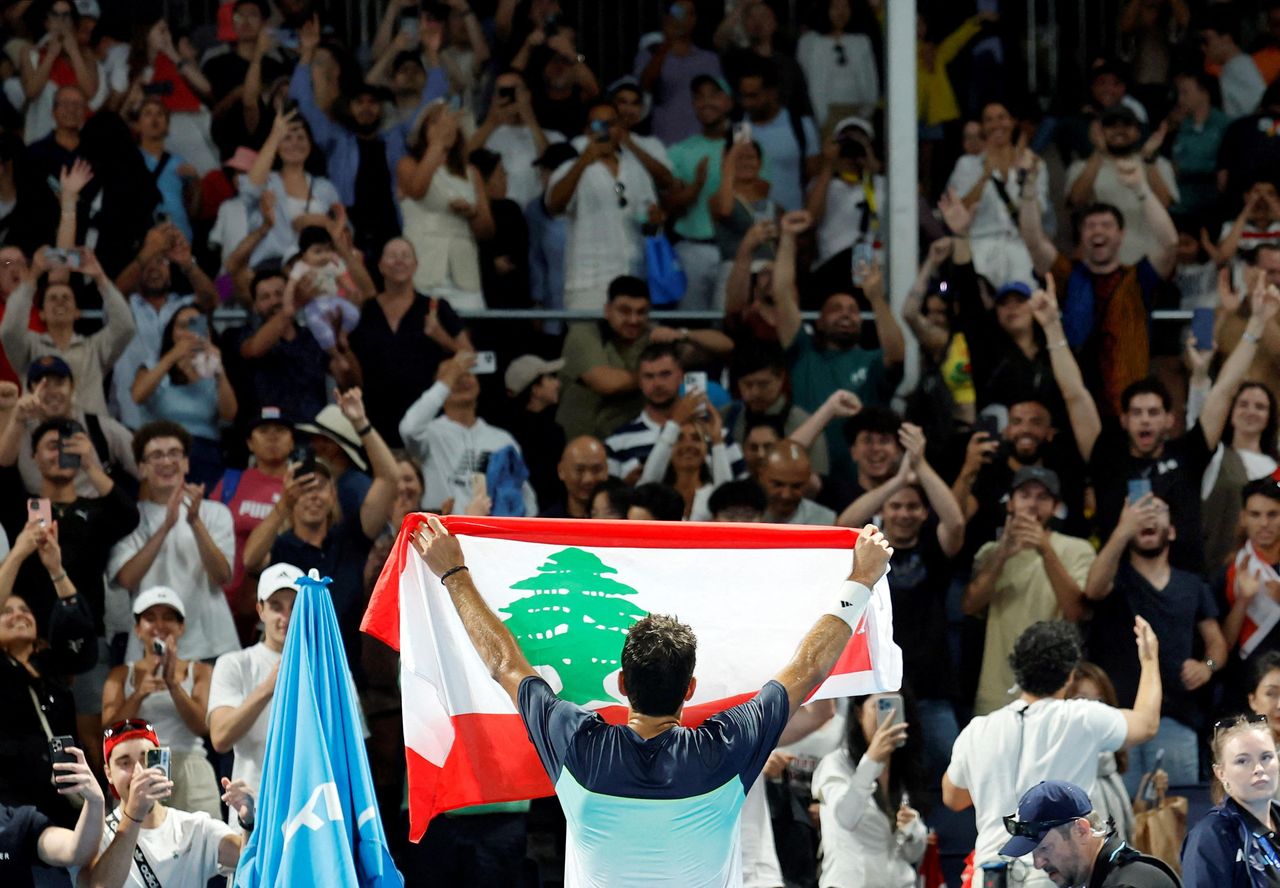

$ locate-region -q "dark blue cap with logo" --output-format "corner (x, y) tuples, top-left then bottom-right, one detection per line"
(27, 354), (72, 386)
(1000, 780), (1093, 858)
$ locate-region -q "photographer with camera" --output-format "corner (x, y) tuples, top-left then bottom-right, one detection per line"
(805, 117), (886, 274)
(0, 245), (135, 417)
(75, 720), (253, 888)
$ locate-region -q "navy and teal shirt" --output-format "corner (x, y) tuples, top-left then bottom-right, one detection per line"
(518, 676), (791, 887)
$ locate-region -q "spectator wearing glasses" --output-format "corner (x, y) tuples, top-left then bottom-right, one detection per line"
(108, 421), (238, 664)
(546, 101), (659, 312)
(75, 719), (253, 887)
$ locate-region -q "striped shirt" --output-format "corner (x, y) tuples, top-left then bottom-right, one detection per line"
(605, 411), (747, 480)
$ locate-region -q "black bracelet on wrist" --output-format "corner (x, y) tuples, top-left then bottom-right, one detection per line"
(440, 565), (469, 583)
(122, 809), (143, 824)
(355, 424), (373, 437)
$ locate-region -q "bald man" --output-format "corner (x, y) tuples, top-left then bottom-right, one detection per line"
(762, 440), (836, 525)
(540, 436), (610, 518)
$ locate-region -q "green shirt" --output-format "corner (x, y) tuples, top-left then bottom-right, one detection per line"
(786, 328), (901, 482)
(556, 322), (649, 440)
(668, 134), (725, 241)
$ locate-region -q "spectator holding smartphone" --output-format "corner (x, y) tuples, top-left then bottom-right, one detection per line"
(0, 570), (96, 827)
(75, 721), (252, 887)
(0, 245), (135, 417)
(0, 745), (104, 886)
(100, 587), (218, 819)
(129, 304), (237, 487)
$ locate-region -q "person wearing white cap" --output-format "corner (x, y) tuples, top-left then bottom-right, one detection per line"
(293, 402), (373, 522)
(100, 587), (220, 820)
(504, 354), (566, 508)
(805, 116), (886, 270)
(206, 562), (302, 820)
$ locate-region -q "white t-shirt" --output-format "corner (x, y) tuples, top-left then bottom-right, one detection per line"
(485, 124), (565, 208)
(399, 380), (539, 515)
(740, 775), (783, 888)
(108, 500), (239, 662)
(1063, 155), (1180, 266)
(814, 174), (886, 267)
(208, 642), (280, 807)
(946, 697), (1128, 869)
(73, 806), (235, 888)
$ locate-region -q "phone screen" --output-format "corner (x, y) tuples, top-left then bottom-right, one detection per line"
(1127, 478), (1152, 502)
(187, 314), (209, 339)
(1191, 308), (1214, 351)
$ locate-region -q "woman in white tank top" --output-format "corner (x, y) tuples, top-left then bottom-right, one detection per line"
(101, 587), (220, 819)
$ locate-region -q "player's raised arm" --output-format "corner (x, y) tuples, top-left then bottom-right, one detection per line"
(412, 516), (537, 705)
(772, 526), (893, 713)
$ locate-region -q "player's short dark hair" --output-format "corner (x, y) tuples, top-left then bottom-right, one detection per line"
(250, 268), (286, 301)
(629, 482), (684, 521)
(1120, 377), (1172, 412)
(591, 477), (632, 517)
(708, 479), (766, 518)
(32, 417), (83, 451)
(1009, 621), (1081, 697)
(732, 341), (786, 381)
(1252, 649), (1280, 691)
(843, 405), (901, 445)
(132, 421), (191, 465)
(621, 614), (697, 716)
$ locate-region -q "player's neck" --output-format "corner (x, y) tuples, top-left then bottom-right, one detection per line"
(626, 710), (682, 740)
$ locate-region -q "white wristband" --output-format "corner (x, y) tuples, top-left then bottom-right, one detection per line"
(829, 581), (873, 629)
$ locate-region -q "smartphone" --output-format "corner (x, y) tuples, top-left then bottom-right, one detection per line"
(151, 638), (165, 658)
(851, 241), (875, 286)
(471, 472), (487, 499)
(1127, 478), (1152, 502)
(472, 351), (497, 375)
(399, 13), (420, 38)
(187, 314), (209, 339)
(281, 98), (300, 117)
(876, 694), (906, 747)
(290, 444), (317, 478)
(683, 371), (707, 395)
(1143, 748), (1166, 801)
(1191, 308), (1214, 351)
(142, 81), (174, 97)
(497, 85), (516, 102)
(44, 247), (68, 267)
(669, 3), (686, 20)
(977, 414), (1000, 438)
(732, 120), (752, 144)
(981, 861), (1009, 888)
(27, 497), (52, 527)
(448, 94), (463, 111)
(544, 12), (560, 36)
(144, 746), (171, 779)
(590, 119), (610, 143)
(49, 735), (77, 766)
(56, 436), (80, 470)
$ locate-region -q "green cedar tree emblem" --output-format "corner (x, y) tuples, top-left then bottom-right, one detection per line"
(500, 547), (648, 704)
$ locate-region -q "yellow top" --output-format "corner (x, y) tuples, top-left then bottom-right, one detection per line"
(917, 16), (984, 127)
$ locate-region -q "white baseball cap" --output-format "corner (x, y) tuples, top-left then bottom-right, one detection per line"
(257, 562), (304, 602)
(133, 586), (185, 620)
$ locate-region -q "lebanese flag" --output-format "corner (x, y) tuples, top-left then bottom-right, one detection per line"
(361, 515), (901, 840)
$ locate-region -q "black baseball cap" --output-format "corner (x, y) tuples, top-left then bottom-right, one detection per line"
(248, 406), (292, 432)
(1011, 465), (1061, 499)
(27, 355), (73, 386)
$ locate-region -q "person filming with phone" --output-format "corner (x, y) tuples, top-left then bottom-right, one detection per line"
(74, 720), (254, 888)
(812, 692), (928, 888)
(0, 245), (135, 418)
(100, 588), (218, 820)
(127, 304), (237, 488)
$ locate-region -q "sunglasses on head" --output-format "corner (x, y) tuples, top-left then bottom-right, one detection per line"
(1002, 814), (1078, 839)
(1213, 713), (1269, 736)
(103, 718), (155, 739)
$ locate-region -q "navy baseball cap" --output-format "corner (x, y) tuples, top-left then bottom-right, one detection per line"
(995, 281), (1033, 302)
(27, 354), (72, 386)
(1000, 781), (1093, 858)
